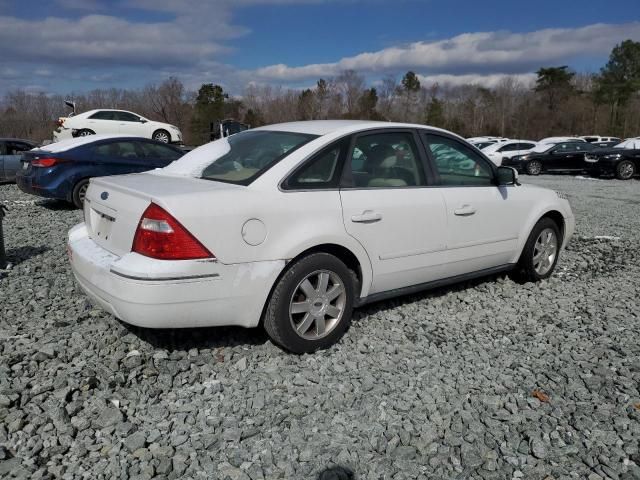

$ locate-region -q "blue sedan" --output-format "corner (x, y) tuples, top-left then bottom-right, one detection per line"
(16, 135), (184, 207)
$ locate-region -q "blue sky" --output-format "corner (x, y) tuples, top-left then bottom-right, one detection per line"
(1, 0), (639, 95)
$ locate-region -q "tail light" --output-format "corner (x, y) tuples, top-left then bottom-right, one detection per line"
(32, 157), (63, 168)
(56, 118), (65, 127)
(132, 203), (214, 260)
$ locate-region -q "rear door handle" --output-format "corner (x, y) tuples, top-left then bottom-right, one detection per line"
(351, 210), (382, 223)
(454, 205), (476, 216)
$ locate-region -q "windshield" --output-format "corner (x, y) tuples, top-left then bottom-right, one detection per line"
(199, 130), (317, 184)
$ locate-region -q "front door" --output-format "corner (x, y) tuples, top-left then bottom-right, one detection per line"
(422, 133), (527, 276)
(339, 130), (448, 295)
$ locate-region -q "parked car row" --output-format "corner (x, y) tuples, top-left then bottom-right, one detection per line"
(466, 133), (639, 179)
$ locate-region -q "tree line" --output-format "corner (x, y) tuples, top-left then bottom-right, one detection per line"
(1, 40), (639, 145)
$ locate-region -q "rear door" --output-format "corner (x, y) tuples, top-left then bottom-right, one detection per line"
(86, 111), (119, 134)
(339, 129), (448, 295)
(91, 140), (150, 175)
(422, 133), (528, 276)
(547, 142), (580, 170)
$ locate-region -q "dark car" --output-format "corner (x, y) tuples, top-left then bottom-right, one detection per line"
(16, 135), (184, 207)
(0, 138), (37, 183)
(503, 141), (602, 175)
(583, 140), (640, 180)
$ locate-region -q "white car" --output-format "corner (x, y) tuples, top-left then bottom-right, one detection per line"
(538, 136), (586, 144)
(580, 135), (621, 143)
(481, 140), (538, 166)
(68, 121), (574, 353)
(53, 109), (183, 144)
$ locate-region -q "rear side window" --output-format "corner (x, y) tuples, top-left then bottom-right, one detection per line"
(89, 111), (115, 120)
(200, 130), (317, 185)
(284, 139), (348, 190)
(424, 134), (494, 186)
(346, 132), (426, 188)
(140, 142), (182, 160)
(93, 141), (143, 158)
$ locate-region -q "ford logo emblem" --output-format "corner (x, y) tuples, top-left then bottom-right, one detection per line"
(100, 191), (109, 200)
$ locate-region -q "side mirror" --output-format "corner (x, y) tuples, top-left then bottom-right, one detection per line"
(139, 118), (148, 123)
(496, 166), (519, 186)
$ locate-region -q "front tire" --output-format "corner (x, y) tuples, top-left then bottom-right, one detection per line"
(516, 217), (561, 282)
(72, 179), (90, 209)
(152, 129), (171, 143)
(526, 160), (542, 176)
(76, 129), (95, 137)
(263, 253), (356, 354)
(615, 160), (635, 180)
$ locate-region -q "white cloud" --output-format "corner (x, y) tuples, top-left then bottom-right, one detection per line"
(254, 22), (640, 81)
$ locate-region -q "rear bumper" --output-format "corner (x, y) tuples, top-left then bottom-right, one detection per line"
(68, 224), (284, 329)
(16, 172), (69, 201)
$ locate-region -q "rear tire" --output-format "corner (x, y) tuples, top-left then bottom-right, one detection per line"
(263, 253), (356, 354)
(72, 179), (90, 209)
(516, 217), (561, 282)
(615, 160), (635, 180)
(152, 129), (171, 143)
(526, 160), (542, 175)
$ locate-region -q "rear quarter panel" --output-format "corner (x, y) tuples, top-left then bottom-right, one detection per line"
(159, 187), (374, 298)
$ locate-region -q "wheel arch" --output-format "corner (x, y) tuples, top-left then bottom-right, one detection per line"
(257, 241), (370, 330)
(513, 207), (567, 264)
(152, 128), (171, 142)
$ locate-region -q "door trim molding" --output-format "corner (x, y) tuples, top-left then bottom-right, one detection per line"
(355, 263), (515, 307)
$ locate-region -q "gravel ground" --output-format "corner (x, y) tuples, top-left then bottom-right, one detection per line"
(0, 175), (639, 480)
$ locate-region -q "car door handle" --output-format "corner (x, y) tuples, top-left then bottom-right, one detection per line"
(454, 205), (476, 216)
(351, 210), (382, 223)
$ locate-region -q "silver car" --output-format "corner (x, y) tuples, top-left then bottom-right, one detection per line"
(0, 139), (37, 183)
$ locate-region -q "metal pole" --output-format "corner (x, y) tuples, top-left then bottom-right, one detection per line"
(0, 205), (7, 270)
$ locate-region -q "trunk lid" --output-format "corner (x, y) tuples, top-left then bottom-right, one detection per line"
(84, 171), (243, 257)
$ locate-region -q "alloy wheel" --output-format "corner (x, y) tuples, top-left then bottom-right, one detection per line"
(78, 183), (89, 204)
(618, 162), (635, 180)
(289, 269), (346, 340)
(532, 228), (558, 276)
(154, 132), (170, 143)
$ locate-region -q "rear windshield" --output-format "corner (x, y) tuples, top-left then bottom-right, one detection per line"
(200, 130), (318, 185)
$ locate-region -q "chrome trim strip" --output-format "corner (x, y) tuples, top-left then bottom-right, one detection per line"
(110, 270), (220, 282)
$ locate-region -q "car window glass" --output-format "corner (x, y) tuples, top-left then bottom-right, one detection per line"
(286, 139), (346, 189)
(425, 134), (494, 186)
(575, 143), (594, 151)
(347, 132), (425, 188)
(520, 143), (536, 150)
(140, 142), (182, 160)
(115, 111), (141, 122)
(89, 111), (115, 120)
(7, 142), (32, 155)
(200, 130), (317, 185)
(94, 141), (142, 158)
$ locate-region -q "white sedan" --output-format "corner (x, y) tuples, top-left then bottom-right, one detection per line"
(68, 121), (574, 353)
(53, 109), (183, 144)
(481, 139), (538, 166)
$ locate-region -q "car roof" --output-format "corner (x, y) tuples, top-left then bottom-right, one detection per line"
(36, 134), (164, 153)
(252, 120), (457, 138)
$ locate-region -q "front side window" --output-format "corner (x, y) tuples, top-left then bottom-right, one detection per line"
(115, 111), (141, 122)
(93, 141), (143, 159)
(498, 143), (519, 152)
(89, 111), (115, 120)
(519, 143), (536, 150)
(285, 139), (347, 189)
(425, 134), (494, 186)
(347, 132), (426, 188)
(200, 130), (317, 185)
